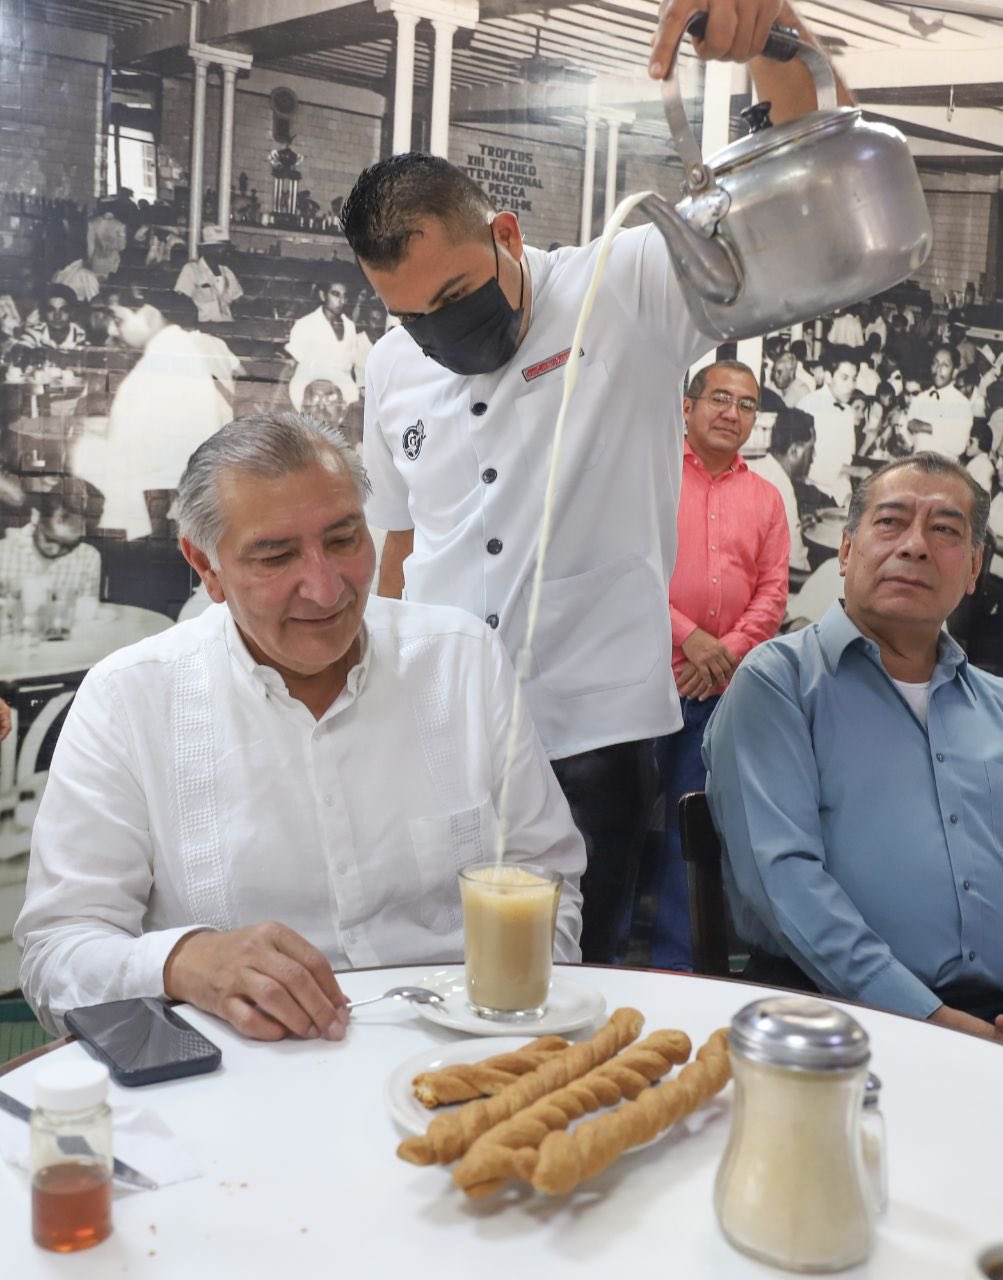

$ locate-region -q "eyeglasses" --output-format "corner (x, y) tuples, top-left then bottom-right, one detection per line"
(693, 390), (759, 416)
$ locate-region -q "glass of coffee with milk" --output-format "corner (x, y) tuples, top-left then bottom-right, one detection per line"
(458, 863), (562, 1021)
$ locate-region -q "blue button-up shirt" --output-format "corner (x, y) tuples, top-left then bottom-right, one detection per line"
(703, 602), (1003, 1019)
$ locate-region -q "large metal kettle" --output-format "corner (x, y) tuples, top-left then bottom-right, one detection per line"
(641, 15), (933, 342)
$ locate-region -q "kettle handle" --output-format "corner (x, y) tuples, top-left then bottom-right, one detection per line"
(662, 11), (839, 196)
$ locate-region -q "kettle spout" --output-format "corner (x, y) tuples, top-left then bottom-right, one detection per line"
(640, 193), (743, 306)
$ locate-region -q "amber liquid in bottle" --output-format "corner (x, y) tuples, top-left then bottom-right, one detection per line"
(32, 1161), (112, 1253)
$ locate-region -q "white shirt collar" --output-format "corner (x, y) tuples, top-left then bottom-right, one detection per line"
(221, 605), (372, 717)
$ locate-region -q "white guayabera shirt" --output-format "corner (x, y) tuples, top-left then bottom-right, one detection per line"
(16, 597), (585, 1033)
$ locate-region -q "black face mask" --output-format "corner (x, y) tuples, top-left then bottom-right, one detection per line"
(402, 237), (525, 376)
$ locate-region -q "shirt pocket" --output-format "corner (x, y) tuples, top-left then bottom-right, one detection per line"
(515, 356), (608, 495)
(529, 554), (663, 700)
(408, 795), (499, 934)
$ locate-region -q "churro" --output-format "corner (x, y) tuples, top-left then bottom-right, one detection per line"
(396, 1007), (643, 1166)
(413, 1036), (570, 1108)
(452, 1028), (692, 1196)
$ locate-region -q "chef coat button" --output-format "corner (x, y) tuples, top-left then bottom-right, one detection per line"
(709, 513), (716, 520)
(486, 613), (499, 628)
(482, 467), (497, 484)
(969, 950), (976, 961)
(949, 813), (958, 825)
(935, 752), (944, 762)
(712, 577), (718, 584)
(963, 880), (971, 891)
(487, 538), (503, 555)
(472, 401), (488, 416)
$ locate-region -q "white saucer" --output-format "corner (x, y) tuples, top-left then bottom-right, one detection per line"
(386, 1036), (539, 1135)
(411, 968), (606, 1037)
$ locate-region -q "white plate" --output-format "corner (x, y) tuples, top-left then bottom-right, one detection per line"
(385, 1034), (671, 1154)
(411, 968), (606, 1037)
(386, 1036), (541, 1135)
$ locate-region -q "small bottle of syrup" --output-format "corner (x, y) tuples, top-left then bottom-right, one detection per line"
(31, 1059), (113, 1252)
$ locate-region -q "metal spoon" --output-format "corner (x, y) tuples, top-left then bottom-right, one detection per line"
(345, 985), (444, 1011)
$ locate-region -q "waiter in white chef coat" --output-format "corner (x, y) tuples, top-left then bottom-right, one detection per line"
(341, 0), (851, 963)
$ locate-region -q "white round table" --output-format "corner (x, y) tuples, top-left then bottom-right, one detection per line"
(0, 603), (172, 684)
(803, 507), (849, 553)
(0, 965), (999, 1278)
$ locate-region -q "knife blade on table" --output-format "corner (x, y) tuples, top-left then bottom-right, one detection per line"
(0, 1087), (159, 1191)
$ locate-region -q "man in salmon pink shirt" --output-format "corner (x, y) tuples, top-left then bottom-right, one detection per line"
(641, 359), (790, 969)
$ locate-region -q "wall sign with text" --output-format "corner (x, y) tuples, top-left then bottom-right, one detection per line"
(462, 144), (544, 214)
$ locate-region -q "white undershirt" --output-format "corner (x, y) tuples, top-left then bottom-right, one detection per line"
(891, 678), (931, 727)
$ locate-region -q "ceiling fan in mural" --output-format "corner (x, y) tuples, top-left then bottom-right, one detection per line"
(886, 0), (1003, 17)
(515, 25), (591, 85)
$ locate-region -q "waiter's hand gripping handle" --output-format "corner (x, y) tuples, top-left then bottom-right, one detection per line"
(685, 11), (801, 61)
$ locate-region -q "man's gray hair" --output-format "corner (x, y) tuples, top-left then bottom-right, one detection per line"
(176, 410), (371, 563)
(845, 451), (990, 548)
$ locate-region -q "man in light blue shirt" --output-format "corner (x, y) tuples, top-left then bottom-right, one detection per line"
(705, 452), (1003, 1043)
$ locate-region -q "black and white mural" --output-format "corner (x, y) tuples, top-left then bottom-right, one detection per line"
(0, 0), (1001, 988)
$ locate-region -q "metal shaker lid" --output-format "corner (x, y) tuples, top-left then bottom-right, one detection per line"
(729, 996), (870, 1072)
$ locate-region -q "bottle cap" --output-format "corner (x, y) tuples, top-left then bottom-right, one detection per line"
(34, 1059), (109, 1112)
(729, 995), (870, 1072)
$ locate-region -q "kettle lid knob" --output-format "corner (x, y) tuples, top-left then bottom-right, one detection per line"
(740, 101), (774, 133)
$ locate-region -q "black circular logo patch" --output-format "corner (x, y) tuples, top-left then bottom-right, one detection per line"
(402, 419), (425, 460)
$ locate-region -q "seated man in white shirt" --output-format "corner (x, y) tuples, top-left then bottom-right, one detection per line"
(908, 345), (974, 460)
(16, 411), (585, 1041)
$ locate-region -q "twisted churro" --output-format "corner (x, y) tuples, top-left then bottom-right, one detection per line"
(396, 1007), (644, 1167)
(453, 1028), (692, 1197)
(413, 1036), (570, 1108)
(529, 1028), (731, 1195)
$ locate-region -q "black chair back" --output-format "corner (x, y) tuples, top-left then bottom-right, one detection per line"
(678, 790), (731, 977)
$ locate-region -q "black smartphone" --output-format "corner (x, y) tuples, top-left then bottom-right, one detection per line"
(65, 998), (222, 1087)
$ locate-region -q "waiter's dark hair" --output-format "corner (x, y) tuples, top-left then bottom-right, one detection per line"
(844, 452), (989, 547)
(685, 359), (758, 402)
(340, 153), (496, 267)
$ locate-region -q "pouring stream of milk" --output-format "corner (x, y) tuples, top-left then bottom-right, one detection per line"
(493, 189), (656, 863)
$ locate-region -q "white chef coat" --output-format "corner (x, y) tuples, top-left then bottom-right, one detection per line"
(16, 596), (585, 1033)
(95, 324), (234, 539)
(286, 306), (362, 411)
(363, 225), (712, 759)
(800, 385), (856, 506)
(908, 383), (974, 459)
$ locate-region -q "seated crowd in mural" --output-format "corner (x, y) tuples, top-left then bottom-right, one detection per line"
(751, 297), (1003, 672)
(0, 193), (387, 622)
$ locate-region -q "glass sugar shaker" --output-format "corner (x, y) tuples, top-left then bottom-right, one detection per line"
(31, 1059), (113, 1253)
(714, 995), (875, 1273)
(861, 1071), (888, 1214)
